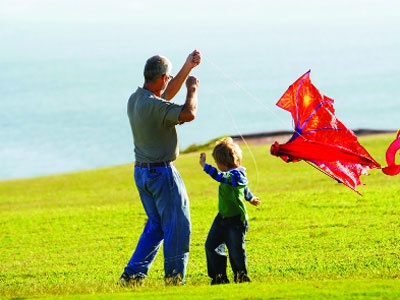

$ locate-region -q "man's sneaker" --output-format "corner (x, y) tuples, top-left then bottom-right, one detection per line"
(211, 274), (230, 285)
(118, 272), (145, 287)
(165, 274), (185, 286)
(117, 273), (131, 287)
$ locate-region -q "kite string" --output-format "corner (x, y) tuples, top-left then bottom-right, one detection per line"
(219, 91), (261, 190)
(204, 57), (316, 144)
(203, 56), (290, 192)
(202, 57), (322, 192)
(204, 57), (293, 131)
(201, 57), (287, 192)
(200, 57), (374, 195)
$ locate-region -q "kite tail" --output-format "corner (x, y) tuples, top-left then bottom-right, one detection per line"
(382, 129), (400, 176)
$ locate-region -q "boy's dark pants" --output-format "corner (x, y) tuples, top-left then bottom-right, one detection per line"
(205, 213), (248, 281)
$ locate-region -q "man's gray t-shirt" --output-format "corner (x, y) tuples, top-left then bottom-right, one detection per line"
(127, 87), (183, 163)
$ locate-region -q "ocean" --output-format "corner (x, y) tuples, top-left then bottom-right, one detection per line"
(1, 2), (399, 180)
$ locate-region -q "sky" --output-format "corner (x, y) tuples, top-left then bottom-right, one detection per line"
(1, 0), (399, 24)
(1, 0), (399, 117)
(1, 0), (399, 37)
(1, 0), (398, 65)
(0, 0), (399, 179)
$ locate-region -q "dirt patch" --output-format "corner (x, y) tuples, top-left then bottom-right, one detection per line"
(232, 129), (396, 146)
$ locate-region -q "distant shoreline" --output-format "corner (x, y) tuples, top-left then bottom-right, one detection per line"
(231, 128), (396, 145)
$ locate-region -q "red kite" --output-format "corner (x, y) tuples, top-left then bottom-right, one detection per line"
(270, 70), (380, 194)
(382, 130), (400, 176)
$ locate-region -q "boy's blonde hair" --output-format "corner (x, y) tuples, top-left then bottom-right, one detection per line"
(212, 137), (242, 169)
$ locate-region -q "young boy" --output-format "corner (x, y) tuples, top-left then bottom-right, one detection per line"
(199, 137), (261, 285)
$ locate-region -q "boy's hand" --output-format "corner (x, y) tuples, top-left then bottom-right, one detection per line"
(199, 152), (206, 168)
(250, 197), (261, 206)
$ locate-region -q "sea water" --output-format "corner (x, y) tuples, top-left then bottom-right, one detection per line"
(1, 17), (398, 180)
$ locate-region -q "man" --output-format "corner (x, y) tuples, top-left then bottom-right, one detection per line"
(119, 50), (201, 286)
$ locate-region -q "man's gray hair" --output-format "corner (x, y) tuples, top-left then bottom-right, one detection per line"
(143, 55), (171, 82)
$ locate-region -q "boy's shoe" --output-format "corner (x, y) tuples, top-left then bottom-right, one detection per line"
(118, 272), (145, 287)
(211, 274), (230, 285)
(235, 271), (251, 283)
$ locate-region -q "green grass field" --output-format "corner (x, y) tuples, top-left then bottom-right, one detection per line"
(1, 134), (399, 299)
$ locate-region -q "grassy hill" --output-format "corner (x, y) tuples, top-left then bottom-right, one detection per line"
(1, 134), (399, 299)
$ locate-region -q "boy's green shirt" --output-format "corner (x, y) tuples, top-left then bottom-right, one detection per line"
(203, 164), (254, 221)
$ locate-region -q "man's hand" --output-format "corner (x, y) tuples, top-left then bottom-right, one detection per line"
(186, 75), (200, 90)
(186, 50), (201, 68)
(164, 50), (201, 101)
(178, 75), (199, 123)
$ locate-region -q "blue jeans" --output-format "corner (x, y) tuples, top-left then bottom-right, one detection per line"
(205, 214), (248, 280)
(124, 164), (191, 282)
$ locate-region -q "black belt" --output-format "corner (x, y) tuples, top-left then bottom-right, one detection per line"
(135, 161), (172, 168)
